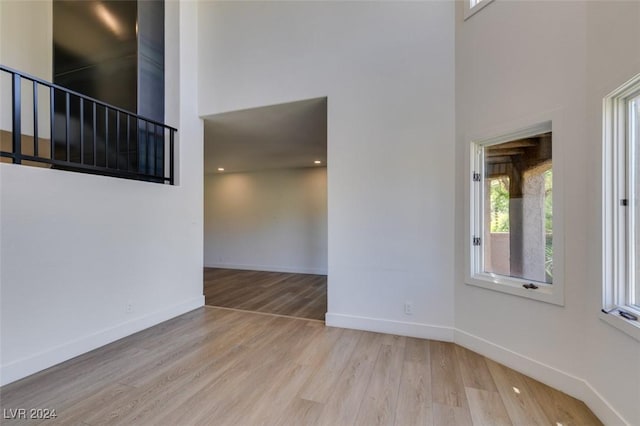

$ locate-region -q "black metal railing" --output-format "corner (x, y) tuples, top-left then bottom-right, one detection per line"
(0, 65), (176, 184)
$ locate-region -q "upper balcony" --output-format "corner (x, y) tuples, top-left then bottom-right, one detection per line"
(0, 65), (176, 185)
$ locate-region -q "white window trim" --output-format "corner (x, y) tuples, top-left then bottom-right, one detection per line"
(464, 0), (495, 21)
(466, 118), (565, 306)
(602, 73), (640, 342)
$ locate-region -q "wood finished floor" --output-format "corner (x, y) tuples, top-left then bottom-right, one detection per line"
(0, 307), (601, 426)
(204, 268), (327, 321)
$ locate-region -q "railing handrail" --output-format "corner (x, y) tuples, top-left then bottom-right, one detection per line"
(0, 64), (176, 132)
(1, 64), (176, 185)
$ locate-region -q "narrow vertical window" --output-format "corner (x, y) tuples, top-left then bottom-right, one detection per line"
(602, 73), (640, 340)
(468, 121), (563, 305)
(631, 93), (640, 309)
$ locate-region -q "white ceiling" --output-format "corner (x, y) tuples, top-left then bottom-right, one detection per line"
(203, 97), (327, 174)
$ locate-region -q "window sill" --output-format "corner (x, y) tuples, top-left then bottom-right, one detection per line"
(466, 274), (564, 306)
(464, 0), (495, 21)
(599, 309), (640, 342)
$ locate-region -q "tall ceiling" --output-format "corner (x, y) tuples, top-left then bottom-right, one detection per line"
(203, 97), (327, 174)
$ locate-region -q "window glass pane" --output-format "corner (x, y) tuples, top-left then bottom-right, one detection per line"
(483, 132), (552, 284)
(632, 94), (640, 308)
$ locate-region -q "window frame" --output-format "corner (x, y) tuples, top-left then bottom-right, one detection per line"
(466, 119), (565, 306)
(602, 73), (640, 342)
(464, 0), (495, 20)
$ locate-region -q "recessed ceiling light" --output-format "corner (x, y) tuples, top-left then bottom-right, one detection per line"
(314, 160), (322, 164)
(217, 167), (225, 172)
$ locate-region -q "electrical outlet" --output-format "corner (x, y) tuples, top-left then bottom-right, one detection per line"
(126, 301), (133, 314)
(404, 302), (413, 315)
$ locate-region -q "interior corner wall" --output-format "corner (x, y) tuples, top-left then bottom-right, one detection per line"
(0, 0), (204, 386)
(198, 1), (456, 339)
(204, 168), (328, 275)
(454, 1), (640, 424)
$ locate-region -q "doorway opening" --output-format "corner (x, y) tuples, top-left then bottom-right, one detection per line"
(202, 97), (328, 321)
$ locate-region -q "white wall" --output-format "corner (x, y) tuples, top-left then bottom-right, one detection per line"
(198, 1), (456, 339)
(0, 0), (52, 80)
(204, 167), (327, 275)
(0, 0), (52, 134)
(0, 0), (204, 385)
(455, 1), (640, 424)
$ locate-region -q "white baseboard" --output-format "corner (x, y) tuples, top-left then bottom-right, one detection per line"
(204, 262), (327, 275)
(580, 380), (630, 426)
(0, 296), (204, 387)
(325, 312), (454, 342)
(454, 329), (628, 426)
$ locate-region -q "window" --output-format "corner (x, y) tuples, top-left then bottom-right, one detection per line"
(464, 0), (495, 20)
(602, 73), (640, 341)
(468, 121), (564, 305)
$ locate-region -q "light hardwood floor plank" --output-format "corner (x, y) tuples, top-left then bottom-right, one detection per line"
(314, 331), (384, 426)
(275, 398), (324, 426)
(430, 341), (468, 408)
(486, 358), (553, 425)
(215, 322), (326, 425)
(465, 387), (513, 426)
(522, 375), (603, 426)
(0, 307), (602, 426)
(432, 402), (474, 426)
(393, 338), (434, 426)
(455, 344), (499, 392)
(297, 328), (362, 403)
(354, 337), (406, 426)
(151, 318), (307, 425)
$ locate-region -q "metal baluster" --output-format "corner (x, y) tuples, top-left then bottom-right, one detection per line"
(11, 73), (21, 164)
(79, 98), (84, 164)
(33, 80), (38, 157)
(92, 102), (97, 166)
(50, 87), (55, 161)
(158, 126), (164, 179)
(152, 124), (157, 177)
(145, 121), (150, 175)
(105, 107), (109, 168)
(116, 112), (120, 170)
(65, 92), (70, 162)
(126, 114), (131, 171)
(169, 129), (174, 185)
